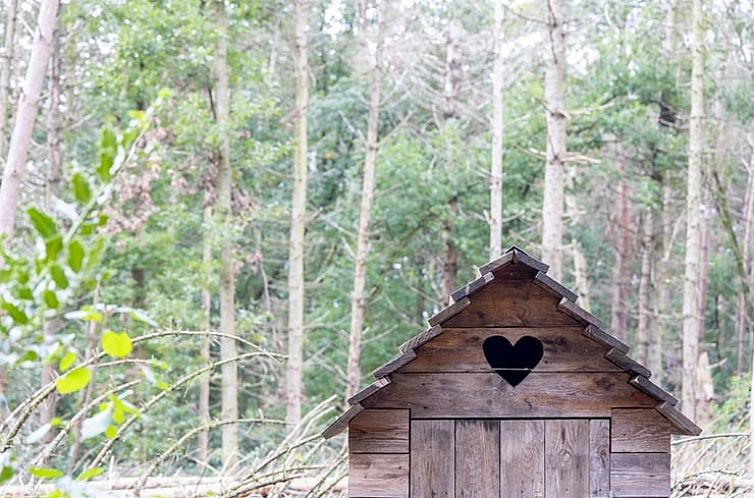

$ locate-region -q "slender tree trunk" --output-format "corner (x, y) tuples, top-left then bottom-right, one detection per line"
(40, 26), (63, 445)
(0, 0), (60, 238)
(439, 19), (462, 303)
(737, 150), (754, 375)
(286, 0), (309, 427)
(565, 166), (590, 310)
(696, 216), (713, 425)
(198, 199), (212, 463)
(345, 0), (384, 401)
(637, 209), (653, 365)
(488, 0), (504, 259)
(681, 0), (704, 419)
(0, 0), (18, 160)
(213, 0), (238, 468)
(541, 0), (566, 280)
(610, 161), (630, 341)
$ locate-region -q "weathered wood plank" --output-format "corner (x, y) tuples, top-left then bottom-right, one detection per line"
(349, 453), (409, 498)
(399, 325), (442, 354)
(582, 325), (630, 354)
(349, 409), (409, 454)
(451, 272), (495, 302)
(611, 408), (672, 453)
(428, 297), (471, 327)
(656, 401), (703, 436)
(605, 349), (652, 378)
(533, 271), (578, 302)
(589, 419), (610, 497)
(363, 373), (654, 418)
(455, 420), (499, 498)
(322, 403), (362, 439)
(611, 452), (670, 497)
(443, 280), (580, 328)
(545, 419), (589, 498)
(557, 298), (603, 327)
(372, 350), (417, 378)
(629, 376), (678, 405)
(500, 419), (544, 498)
(401, 327), (620, 373)
(348, 377), (391, 405)
(410, 420), (454, 498)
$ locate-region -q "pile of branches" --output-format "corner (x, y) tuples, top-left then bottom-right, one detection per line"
(674, 473), (754, 498)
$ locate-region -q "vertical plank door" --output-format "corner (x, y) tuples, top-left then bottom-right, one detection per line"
(456, 420), (500, 498)
(500, 419), (545, 498)
(410, 420), (454, 498)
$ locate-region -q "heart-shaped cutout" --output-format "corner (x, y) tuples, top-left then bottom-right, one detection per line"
(482, 335), (544, 387)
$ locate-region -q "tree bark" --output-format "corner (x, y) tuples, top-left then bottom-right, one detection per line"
(637, 209), (652, 365)
(286, 0), (309, 427)
(198, 200), (212, 463)
(737, 148), (754, 375)
(0, 0), (60, 238)
(0, 0), (18, 160)
(345, 0), (385, 401)
(681, 0), (704, 419)
(213, 0), (238, 468)
(541, 0), (566, 280)
(488, 0), (504, 259)
(610, 160), (630, 342)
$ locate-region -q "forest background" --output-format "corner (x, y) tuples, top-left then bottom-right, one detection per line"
(0, 0), (753, 496)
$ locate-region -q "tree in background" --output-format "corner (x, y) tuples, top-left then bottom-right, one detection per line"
(0, 0), (18, 159)
(488, 0), (504, 259)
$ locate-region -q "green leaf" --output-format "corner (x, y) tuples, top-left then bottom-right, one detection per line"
(0, 466), (13, 484)
(17, 286), (33, 300)
(67, 240), (85, 273)
(45, 235), (63, 261)
(71, 173), (92, 204)
(65, 307), (103, 322)
(29, 467), (64, 480)
(2, 301), (28, 324)
(43, 290), (60, 309)
(58, 352), (76, 372)
(76, 467), (104, 482)
(86, 238), (107, 271)
(55, 367), (92, 394)
(28, 208), (57, 239)
(104, 425), (117, 439)
(101, 330), (132, 358)
(50, 265), (69, 289)
(97, 128), (117, 182)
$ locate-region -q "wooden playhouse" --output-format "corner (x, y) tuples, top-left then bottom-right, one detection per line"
(323, 246), (701, 498)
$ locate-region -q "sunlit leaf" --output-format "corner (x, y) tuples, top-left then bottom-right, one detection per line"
(27, 208), (57, 239)
(45, 235), (63, 261)
(65, 308), (103, 322)
(71, 173), (92, 204)
(2, 301), (28, 324)
(55, 367), (92, 394)
(43, 290), (60, 309)
(101, 330), (132, 358)
(0, 466), (13, 484)
(29, 467), (64, 480)
(76, 467), (104, 481)
(58, 352), (76, 372)
(104, 425), (117, 439)
(67, 240), (85, 273)
(50, 265), (69, 289)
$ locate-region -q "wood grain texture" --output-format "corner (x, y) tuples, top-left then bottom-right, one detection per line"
(373, 349), (417, 378)
(533, 271), (578, 301)
(349, 453), (409, 498)
(500, 419), (544, 498)
(428, 297), (471, 327)
(443, 280), (580, 328)
(545, 419), (590, 498)
(348, 377), (391, 405)
(401, 327), (619, 373)
(589, 419), (610, 497)
(399, 325), (442, 354)
(363, 373), (654, 418)
(605, 349), (652, 378)
(410, 420), (454, 498)
(451, 272), (495, 301)
(349, 409), (409, 454)
(557, 298), (603, 327)
(322, 403), (362, 439)
(611, 452), (670, 497)
(629, 376), (678, 405)
(582, 325), (630, 354)
(611, 408), (672, 453)
(656, 400), (703, 435)
(455, 420), (499, 498)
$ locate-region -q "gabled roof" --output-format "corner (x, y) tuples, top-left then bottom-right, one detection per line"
(323, 246), (702, 439)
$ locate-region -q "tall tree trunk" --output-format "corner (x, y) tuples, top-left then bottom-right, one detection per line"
(213, 0), (238, 468)
(345, 0), (384, 401)
(286, 0), (309, 427)
(439, 19), (462, 303)
(610, 160), (630, 342)
(696, 216), (713, 426)
(0, 0), (18, 160)
(637, 209), (653, 365)
(541, 0), (566, 280)
(488, 0), (504, 259)
(0, 0), (60, 238)
(681, 0), (704, 419)
(198, 199), (212, 463)
(737, 149), (754, 375)
(40, 26), (63, 445)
